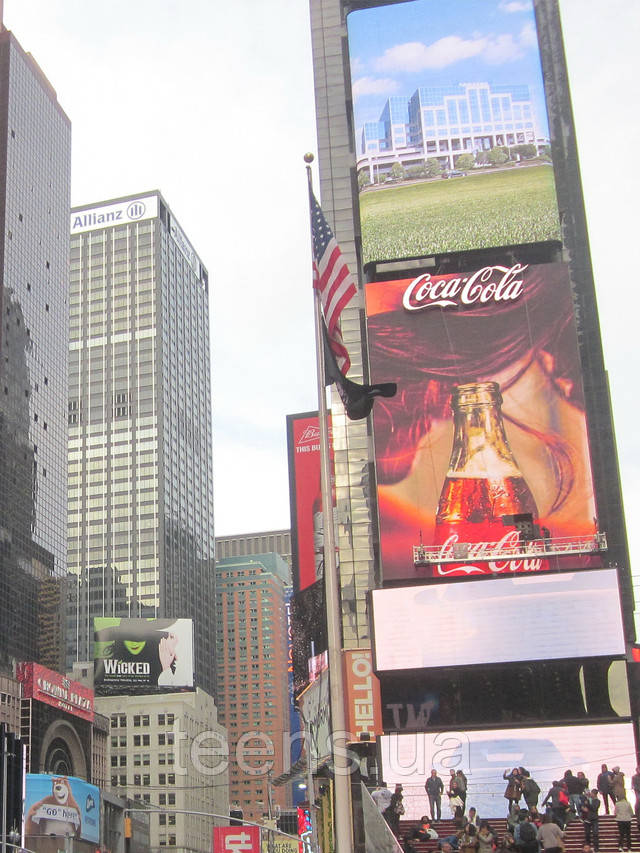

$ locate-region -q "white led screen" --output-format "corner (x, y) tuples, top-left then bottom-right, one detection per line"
(372, 569), (625, 671)
(380, 722), (636, 820)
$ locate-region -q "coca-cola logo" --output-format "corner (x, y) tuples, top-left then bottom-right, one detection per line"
(402, 263), (527, 312)
(435, 530), (547, 576)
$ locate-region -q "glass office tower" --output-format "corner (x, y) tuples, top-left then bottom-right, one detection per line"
(66, 193), (216, 694)
(0, 27), (71, 672)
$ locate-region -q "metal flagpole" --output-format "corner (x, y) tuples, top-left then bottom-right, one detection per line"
(304, 152), (354, 853)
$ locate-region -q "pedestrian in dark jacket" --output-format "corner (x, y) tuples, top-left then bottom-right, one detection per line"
(597, 764), (614, 815)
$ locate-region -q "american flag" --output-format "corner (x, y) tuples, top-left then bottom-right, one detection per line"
(310, 189), (357, 374)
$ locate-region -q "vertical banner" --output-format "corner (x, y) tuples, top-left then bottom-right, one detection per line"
(213, 825), (260, 853)
(342, 649), (383, 741)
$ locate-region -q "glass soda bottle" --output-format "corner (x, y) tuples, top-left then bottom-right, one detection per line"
(434, 381), (541, 553)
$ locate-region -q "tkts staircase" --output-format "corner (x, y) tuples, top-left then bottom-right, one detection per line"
(397, 815), (637, 853)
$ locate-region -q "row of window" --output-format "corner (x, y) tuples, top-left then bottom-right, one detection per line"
(110, 712), (175, 728)
(111, 772), (177, 786)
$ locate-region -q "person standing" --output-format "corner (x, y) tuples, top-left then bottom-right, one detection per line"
(580, 789), (601, 852)
(597, 764), (615, 815)
(614, 793), (634, 852)
(504, 768), (523, 816)
(611, 767), (627, 803)
(426, 769), (445, 822)
(632, 766), (640, 821)
(385, 784), (405, 837)
(522, 775), (541, 811)
(457, 770), (469, 811)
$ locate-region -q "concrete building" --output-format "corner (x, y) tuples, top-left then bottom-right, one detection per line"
(215, 530), (291, 568)
(66, 192), (216, 695)
(0, 16), (71, 674)
(97, 689), (228, 853)
(215, 553), (291, 822)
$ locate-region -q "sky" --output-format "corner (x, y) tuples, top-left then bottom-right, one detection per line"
(348, 0), (548, 136)
(4, 1), (638, 579)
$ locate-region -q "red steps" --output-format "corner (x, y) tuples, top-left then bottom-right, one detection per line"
(397, 816), (640, 853)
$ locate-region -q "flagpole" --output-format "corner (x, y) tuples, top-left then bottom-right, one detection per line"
(305, 152), (355, 853)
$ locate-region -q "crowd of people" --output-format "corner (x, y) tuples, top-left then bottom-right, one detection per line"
(372, 764), (640, 853)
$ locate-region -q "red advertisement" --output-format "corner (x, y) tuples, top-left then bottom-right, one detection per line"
(365, 261), (599, 581)
(287, 413), (334, 592)
(343, 649), (382, 741)
(212, 826), (260, 853)
(17, 662), (94, 722)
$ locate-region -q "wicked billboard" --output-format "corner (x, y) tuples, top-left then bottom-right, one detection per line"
(94, 617), (194, 690)
(365, 260), (600, 581)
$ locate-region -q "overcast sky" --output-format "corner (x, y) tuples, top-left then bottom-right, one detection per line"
(5, 1), (638, 576)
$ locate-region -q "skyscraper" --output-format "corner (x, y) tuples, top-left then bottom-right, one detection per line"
(215, 553), (291, 822)
(66, 192), (216, 695)
(0, 24), (71, 672)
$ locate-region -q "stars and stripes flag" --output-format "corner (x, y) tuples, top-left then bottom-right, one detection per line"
(310, 188), (357, 374)
(309, 187), (397, 420)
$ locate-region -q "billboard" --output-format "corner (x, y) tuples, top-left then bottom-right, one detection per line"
(25, 774), (100, 843)
(343, 649), (383, 741)
(213, 826), (260, 853)
(17, 662), (94, 722)
(287, 413), (336, 593)
(365, 261), (598, 581)
(346, 0), (560, 266)
(94, 617), (194, 689)
(379, 722), (637, 820)
(372, 569), (625, 671)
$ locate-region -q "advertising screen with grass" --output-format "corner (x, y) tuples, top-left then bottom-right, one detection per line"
(347, 0), (561, 265)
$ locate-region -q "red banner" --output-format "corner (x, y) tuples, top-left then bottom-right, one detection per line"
(212, 826), (260, 853)
(17, 662), (94, 722)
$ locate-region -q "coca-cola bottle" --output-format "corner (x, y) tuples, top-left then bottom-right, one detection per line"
(434, 381), (546, 573)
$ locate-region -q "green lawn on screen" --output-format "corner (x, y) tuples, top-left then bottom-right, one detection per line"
(359, 165), (561, 265)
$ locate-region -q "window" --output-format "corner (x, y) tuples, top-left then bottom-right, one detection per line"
(159, 815), (167, 826)
(167, 713), (175, 725)
(134, 775), (141, 786)
(168, 774), (175, 784)
(158, 713), (165, 726)
(158, 733), (166, 745)
(133, 715), (141, 727)
(159, 774), (166, 785)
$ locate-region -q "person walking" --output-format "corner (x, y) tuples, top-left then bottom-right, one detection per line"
(611, 767), (626, 803)
(614, 793), (634, 852)
(537, 813), (565, 853)
(457, 770), (469, 810)
(504, 768), (523, 816)
(426, 769), (445, 822)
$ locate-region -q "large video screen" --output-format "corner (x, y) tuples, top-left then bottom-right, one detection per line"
(372, 569), (624, 671)
(365, 261), (598, 581)
(94, 617), (194, 689)
(378, 659), (631, 731)
(347, 0), (561, 265)
(380, 723), (636, 820)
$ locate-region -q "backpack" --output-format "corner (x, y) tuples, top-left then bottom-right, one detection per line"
(519, 822), (537, 844)
(558, 789), (569, 807)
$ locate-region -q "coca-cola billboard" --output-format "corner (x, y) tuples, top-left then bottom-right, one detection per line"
(365, 261), (598, 580)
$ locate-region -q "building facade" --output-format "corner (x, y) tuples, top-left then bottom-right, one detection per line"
(0, 25), (71, 673)
(215, 529), (291, 568)
(308, 0), (636, 832)
(97, 690), (228, 853)
(359, 82), (545, 177)
(215, 553), (291, 822)
(66, 192), (216, 695)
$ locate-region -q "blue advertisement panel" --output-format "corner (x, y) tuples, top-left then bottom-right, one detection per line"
(347, 0), (561, 265)
(25, 774), (100, 843)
